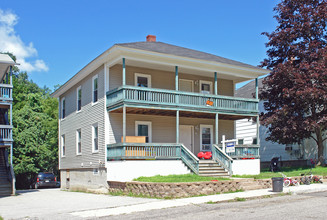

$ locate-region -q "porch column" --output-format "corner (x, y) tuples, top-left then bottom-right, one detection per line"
(123, 106), (126, 143)
(175, 66), (178, 91)
(215, 113), (219, 145)
(214, 72), (218, 95)
(122, 58), (126, 86)
(176, 110), (179, 143)
(255, 78), (258, 99)
(256, 115), (260, 146)
(9, 66), (13, 165)
(175, 66), (179, 104)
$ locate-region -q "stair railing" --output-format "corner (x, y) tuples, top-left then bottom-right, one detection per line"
(212, 144), (233, 175)
(180, 144), (199, 174)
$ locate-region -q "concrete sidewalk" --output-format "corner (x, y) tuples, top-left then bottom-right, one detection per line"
(70, 183), (327, 218)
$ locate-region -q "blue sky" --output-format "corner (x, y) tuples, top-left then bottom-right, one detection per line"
(1, 0), (278, 90)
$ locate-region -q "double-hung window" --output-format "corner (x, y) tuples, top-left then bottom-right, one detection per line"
(77, 86), (81, 111)
(61, 135), (66, 157)
(135, 121), (152, 143)
(135, 73), (151, 88)
(62, 98), (66, 119)
(93, 125), (99, 152)
(92, 75), (98, 103)
(199, 80), (213, 94)
(76, 129), (81, 155)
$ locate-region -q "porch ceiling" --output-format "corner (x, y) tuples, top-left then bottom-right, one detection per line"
(110, 107), (252, 120)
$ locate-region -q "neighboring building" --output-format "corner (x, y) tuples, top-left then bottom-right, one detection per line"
(52, 35), (268, 191)
(235, 78), (323, 167)
(0, 54), (16, 196)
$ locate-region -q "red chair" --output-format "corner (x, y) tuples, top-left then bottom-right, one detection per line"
(197, 152), (205, 159)
(203, 151), (212, 160)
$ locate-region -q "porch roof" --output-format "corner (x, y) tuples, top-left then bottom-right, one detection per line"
(0, 54), (16, 81)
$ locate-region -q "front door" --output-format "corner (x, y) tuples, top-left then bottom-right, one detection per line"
(200, 124), (213, 151)
(179, 125), (194, 152)
(179, 79), (193, 92)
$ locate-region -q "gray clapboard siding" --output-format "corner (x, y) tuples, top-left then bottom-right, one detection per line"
(59, 66), (105, 169)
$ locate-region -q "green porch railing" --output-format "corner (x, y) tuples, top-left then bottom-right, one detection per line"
(0, 84), (12, 102)
(0, 125), (13, 142)
(107, 143), (199, 174)
(107, 85), (258, 113)
(217, 144), (260, 159)
(212, 144), (233, 175)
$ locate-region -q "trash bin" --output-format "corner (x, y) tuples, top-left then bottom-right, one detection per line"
(272, 177), (283, 192)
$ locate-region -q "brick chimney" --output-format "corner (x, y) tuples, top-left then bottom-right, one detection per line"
(146, 35), (156, 42)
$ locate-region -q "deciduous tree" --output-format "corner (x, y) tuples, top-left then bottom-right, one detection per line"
(260, 0), (327, 164)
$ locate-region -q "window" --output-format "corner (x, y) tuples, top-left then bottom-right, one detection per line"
(76, 129), (81, 155)
(93, 125), (99, 152)
(93, 168), (99, 175)
(135, 73), (151, 88)
(77, 86), (81, 111)
(199, 80), (213, 94)
(92, 75), (98, 103)
(135, 121), (152, 143)
(200, 125), (213, 151)
(61, 135), (65, 157)
(238, 139), (244, 145)
(61, 98), (66, 119)
(252, 137), (258, 145)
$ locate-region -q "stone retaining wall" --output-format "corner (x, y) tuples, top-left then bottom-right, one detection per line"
(108, 179), (272, 198)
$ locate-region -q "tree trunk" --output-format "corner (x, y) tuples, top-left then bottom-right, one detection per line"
(315, 128), (325, 166)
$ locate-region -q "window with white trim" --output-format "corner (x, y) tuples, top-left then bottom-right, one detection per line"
(199, 80), (213, 94)
(61, 135), (66, 157)
(77, 86), (82, 111)
(92, 75), (98, 103)
(135, 121), (152, 143)
(76, 129), (81, 155)
(135, 73), (151, 88)
(92, 125), (99, 152)
(61, 98), (66, 119)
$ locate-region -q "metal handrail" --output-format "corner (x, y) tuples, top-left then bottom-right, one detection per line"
(212, 144), (233, 175)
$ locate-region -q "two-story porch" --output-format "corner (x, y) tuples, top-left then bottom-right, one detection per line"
(106, 53), (264, 180)
(0, 54), (15, 196)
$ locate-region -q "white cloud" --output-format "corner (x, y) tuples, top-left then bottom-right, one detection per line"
(0, 9), (49, 72)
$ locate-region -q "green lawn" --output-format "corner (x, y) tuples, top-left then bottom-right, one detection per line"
(133, 174), (230, 182)
(233, 166), (327, 179)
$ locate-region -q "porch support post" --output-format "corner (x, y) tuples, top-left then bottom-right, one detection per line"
(123, 106), (126, 143)
(175, 66), (178, 91)
(122, 58), (126, 86)
(176, 110), (179, 143)
(214, 72), (218, 95)
(9, 65), (13, 165)
(215, 113), (219, 145)
(256, 115), (260, 146)
(255, 78), (258, 99)
(175, 66), (179, 104)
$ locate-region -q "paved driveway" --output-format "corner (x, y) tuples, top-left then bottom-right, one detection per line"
(0, 188), (158, 219)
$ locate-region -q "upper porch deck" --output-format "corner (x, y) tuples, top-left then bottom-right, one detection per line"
(107, 85), (258, 116)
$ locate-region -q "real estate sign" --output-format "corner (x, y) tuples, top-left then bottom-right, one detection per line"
(226, 141), (236, 153)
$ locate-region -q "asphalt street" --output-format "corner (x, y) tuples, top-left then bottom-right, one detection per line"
(102, 191), (327, 220)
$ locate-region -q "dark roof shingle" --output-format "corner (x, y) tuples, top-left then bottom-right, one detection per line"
(116, 41), (262, 70)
